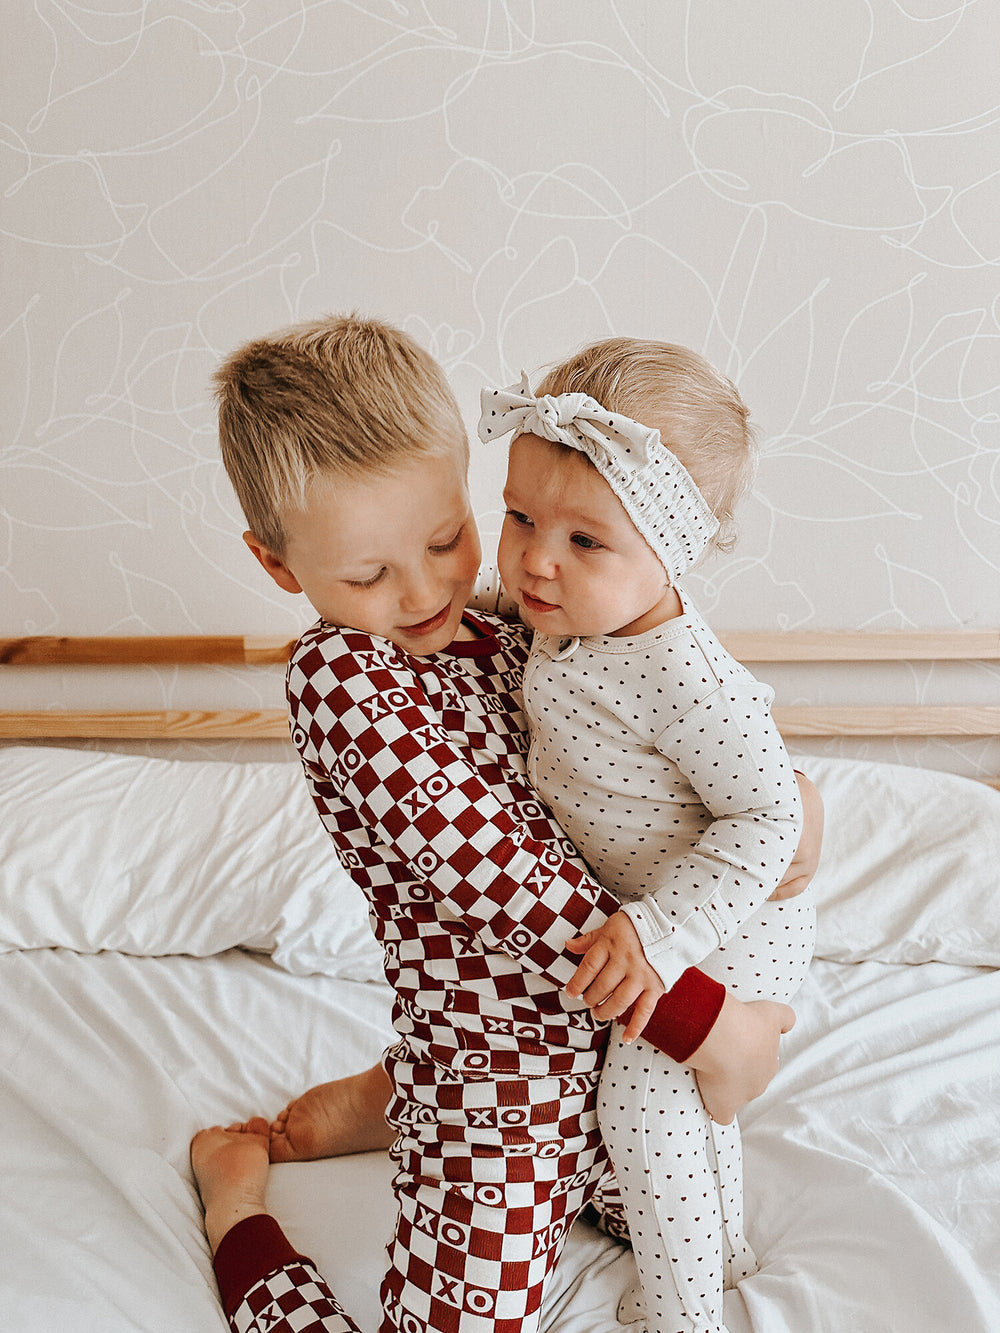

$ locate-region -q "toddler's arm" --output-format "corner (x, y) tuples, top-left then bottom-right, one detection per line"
(619, 682), (803, 990)
(770, 768), (823, 900)
(564, 908), (666, 1043)
(565, 768), (821, 1022)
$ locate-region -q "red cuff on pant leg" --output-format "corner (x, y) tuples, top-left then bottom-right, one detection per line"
(214, 1213), (310, 1318)
(627, 967), (726, 1063)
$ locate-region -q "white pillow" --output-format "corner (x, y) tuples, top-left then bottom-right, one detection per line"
(802, 755), (1000, 967)
(0, 746), (383, 980)
(4, 746), (995, 976)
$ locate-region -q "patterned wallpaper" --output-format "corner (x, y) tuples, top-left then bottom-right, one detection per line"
(2, 3), (998, 774)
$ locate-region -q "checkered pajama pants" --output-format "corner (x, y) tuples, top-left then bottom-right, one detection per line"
(230, 1261), (353, 1333)
(227, 1067), (620, 1333)
(379, 1063), (617, 1333)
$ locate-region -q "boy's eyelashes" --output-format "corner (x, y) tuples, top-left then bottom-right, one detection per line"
(429, 524), (465, 554)
(345, 567), (387, 590)
(343, 525), (467, 590)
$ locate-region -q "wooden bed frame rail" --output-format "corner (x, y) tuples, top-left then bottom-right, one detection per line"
(1, 631), (998, 742)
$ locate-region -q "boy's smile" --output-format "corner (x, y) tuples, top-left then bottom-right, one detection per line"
(499, 433), (681, 639)
(245, 450), (482, 656)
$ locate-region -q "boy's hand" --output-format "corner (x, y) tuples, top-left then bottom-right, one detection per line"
(770, 769), (825, 901)
(686, 992), (795, 1124)
(565, 911), (665, 1044)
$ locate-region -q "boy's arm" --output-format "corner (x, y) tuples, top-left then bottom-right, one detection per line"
(289, 638), (630, 995)
(290, 634), (791, 1069)
(682, 991), (795, 1124)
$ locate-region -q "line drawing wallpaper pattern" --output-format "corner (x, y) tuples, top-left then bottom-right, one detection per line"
(2, 2), (998, 774)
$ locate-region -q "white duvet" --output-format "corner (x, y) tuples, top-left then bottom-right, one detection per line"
(1, 747), (998, 1332)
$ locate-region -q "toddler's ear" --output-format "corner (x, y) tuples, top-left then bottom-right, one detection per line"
(242, 532), (303, 595)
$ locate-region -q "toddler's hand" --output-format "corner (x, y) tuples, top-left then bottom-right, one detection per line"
(770, 769), (825, 901)
(565, 911), (665, 1044)
(687, 993), (795, 1124)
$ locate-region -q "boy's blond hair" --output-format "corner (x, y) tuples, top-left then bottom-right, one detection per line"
(214, 314), (468, 556)
(536, 338), (758, 556)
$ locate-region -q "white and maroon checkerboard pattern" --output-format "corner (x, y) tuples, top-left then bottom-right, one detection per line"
(286, 615), (624, 1082)
(279, 616), (633, 1332)
(232, 1261), (357, 1333)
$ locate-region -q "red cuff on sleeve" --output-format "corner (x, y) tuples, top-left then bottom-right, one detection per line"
(629, 966), (726, 1063)
(214, 1213), (310, 1317)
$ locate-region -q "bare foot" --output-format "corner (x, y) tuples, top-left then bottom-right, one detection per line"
(270, 1064), (395, 1164)
(191, 1116), (271, 1254)
(688, 994), (796, 1125)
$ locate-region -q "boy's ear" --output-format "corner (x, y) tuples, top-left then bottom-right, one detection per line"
(242, 532), (303, 595)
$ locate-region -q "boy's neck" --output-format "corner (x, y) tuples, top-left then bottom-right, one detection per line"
(452, 618), (482, 642)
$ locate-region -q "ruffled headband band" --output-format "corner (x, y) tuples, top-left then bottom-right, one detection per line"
(478, 373), (719, 584)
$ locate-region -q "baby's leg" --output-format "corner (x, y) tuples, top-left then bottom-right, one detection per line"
(698, 893), (816, 1007)
(695, 893), (816, 1288)
(270, 1062), (395, 1163)
(599, 1041), (739, 1333)
(598, 895), (816, 1332)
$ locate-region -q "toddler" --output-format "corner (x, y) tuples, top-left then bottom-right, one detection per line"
(480, 339), (816, 1333)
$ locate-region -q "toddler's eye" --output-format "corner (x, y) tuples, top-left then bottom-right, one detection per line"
(506, 509), (532, 527)
(571, 533), (603, 551)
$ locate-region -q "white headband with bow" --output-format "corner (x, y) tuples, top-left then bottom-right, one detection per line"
(478, 373), (719, 584)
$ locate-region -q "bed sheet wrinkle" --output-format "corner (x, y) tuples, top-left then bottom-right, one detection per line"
(3, 747), (1000, 1333)
(737, 1142), (1000, 1333)
(735, 957), (1000, 1328)
(2, 946), (397, 1332)
(2, 1094), (227, 1332)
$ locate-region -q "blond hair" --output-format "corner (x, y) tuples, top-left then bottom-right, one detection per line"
(214, 314), (467, 555)
(536, 337), (758, 556)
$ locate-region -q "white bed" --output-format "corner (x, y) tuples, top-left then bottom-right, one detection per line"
(1, 660), (999, 1331)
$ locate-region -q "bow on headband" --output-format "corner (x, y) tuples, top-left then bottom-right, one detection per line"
(478, 373), (719, 584)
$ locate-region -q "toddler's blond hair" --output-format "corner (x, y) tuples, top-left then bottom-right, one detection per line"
(214, 314), (467, 556)
(536, 337), (758, 556)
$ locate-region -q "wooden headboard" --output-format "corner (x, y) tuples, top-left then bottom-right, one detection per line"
(1, 631), (998, 749)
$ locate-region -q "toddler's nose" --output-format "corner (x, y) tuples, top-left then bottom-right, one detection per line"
(522, 537), (557, 580)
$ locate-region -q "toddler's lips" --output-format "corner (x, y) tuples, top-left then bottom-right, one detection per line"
(520, 589), (561, 614)
(404, 603), (451, 636)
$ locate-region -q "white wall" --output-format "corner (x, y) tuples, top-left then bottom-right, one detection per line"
(2, 3), (998, 774)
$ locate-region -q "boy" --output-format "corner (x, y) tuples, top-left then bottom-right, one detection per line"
(192, 315), (821, 1333)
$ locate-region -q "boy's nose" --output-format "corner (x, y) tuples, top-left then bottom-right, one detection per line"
(399, 562), (441, 612)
